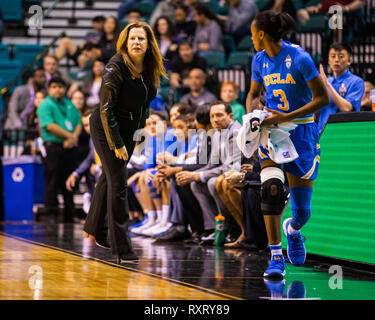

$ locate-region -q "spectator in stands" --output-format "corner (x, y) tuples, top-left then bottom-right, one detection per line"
(68, 59), (104, 103)
(193, 4), (225, 54)
(360, 81), (375, 111)
(153, 16), (180, 71)
(70, 90), (93, 175)
(55, 16), (119, 69)
(294, 0), (321, 26)
(36, 77), (82, 223)
(4, 68), (46, 130)
(318, 43), (364, 134)
(184, 0), (200, 21)
(220, 81), (246, 124)
(180, 68), (217, 108)
(219, 0), (258, 44)
(263, 0), (297, 18)
(100, 16), (121, 51)
(85, 15), (105, 44)
(305, 0), (364, 14)
(66, 108), (96, 213)
(71, 89), (90, 115)
(175, 4), (196, 41)
(43, 54), (72, 86)
(25, 89), (47, 156)
(176, 101), (242, 242)
(126, 8), (143, 24)
(150, 0), (183, 27)
(117, 0), (139, 21)
(81, 60), (104, 107)
(169, 40), (208, 87)
(80, 42), (116, 66)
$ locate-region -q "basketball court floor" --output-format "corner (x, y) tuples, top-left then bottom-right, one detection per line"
(1, 222), (375, 300)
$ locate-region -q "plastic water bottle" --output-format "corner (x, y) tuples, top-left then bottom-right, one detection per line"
(214, 213), (225, 246)
(370, 89), (375, 112)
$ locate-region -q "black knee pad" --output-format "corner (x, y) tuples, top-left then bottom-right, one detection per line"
(261, 178), (285, 215)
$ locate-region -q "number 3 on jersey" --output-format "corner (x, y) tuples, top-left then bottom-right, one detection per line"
(273, 89), (289, 111)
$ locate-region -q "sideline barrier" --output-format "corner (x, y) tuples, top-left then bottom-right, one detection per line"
(282, 112), (375, 267)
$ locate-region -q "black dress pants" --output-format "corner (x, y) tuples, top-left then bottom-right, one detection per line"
(84, 109), (134, 255)
(241, 184), (269, 250)
(43, 142), (78, 221)
(174, 180), (205, 235)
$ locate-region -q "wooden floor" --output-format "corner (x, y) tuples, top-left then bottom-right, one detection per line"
(0, 234), (235, 300)
(1, 222), (375, 300)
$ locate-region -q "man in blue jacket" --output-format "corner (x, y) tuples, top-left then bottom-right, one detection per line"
(318, 43), (364, 134)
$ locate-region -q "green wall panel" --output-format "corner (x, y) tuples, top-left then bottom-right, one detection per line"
(281, 121), (375, 265)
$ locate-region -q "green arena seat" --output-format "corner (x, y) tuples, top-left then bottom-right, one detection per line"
(227, 51), (251, 68)
(13, 44), (45, 68)
(200, 51), (226, 68)
(0, 44), (10, 60)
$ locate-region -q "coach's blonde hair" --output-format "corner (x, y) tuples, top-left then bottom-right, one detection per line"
(116, 21), (167, 87)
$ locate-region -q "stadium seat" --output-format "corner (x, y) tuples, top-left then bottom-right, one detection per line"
(237, 36), (253, 51)
(0, 44), (10, 60)
(158, 86), (170, 102)
(222, 35), (236, 57)
(160, 77), (170, 87)
(0, 0), (23, 21)
(298, 15), (326, 32)
(13, 44), (45, 68)
(201, 1), (218, 13)
(254, 0), (269, 11)
(199, 51), (226, 68)
(226, 51), (251, 68)
(132, 1), (155, 18)
(0, 59), (23, 93)
(216, 3), (229, 15)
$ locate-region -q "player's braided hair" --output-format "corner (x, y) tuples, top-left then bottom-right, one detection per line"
(254, 10), (296, 42)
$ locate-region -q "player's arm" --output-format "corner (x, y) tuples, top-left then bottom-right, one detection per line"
(325, 82), (354, 112)
(319, 65), (354, 112)
(263, 75), (329, 125)
(246, 79), (262, 113)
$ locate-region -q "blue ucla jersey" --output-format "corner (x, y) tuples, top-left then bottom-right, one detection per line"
(252, 41), (322, 180)
(252, 41), (319, 119)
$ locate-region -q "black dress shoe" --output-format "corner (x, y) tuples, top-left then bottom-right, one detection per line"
(117, 252), (139, 264)
(154, 226), (190, 242)
(95, 236), (111, 249)
(237, 241), (264, 252)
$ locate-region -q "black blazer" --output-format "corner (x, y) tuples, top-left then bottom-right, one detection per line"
(99, 52), (157, 151)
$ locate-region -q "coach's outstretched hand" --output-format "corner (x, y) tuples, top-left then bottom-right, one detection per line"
(114, 146), (129, 161)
